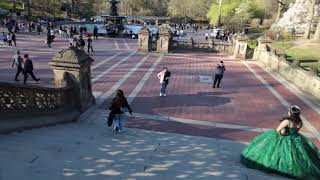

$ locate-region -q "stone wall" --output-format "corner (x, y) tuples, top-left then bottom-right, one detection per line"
(0, 47), (95, 133)
(254, 40), (320, 99)
(0, 82), (80, 133)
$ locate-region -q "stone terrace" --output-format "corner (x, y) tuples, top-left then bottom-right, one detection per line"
(0, 33), (319, 179)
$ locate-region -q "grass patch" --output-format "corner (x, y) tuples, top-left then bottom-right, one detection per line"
(0, 0), (23, 11)
(271, 41), (294, 51)
(273, 42), (320, 76)
(285, 44), (320, 61)
(248, 40), (258, 49)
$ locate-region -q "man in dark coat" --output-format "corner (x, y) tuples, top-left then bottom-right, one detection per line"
(213, 61), (226, 88)
(23, 54), (40, 84)
(93, 26), (98, 39)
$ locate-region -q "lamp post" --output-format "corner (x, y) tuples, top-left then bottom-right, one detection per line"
(218, 0), (222, 27)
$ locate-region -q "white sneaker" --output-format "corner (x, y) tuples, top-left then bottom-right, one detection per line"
(160, 93), (163, 96)
(163, 94), (167, 96)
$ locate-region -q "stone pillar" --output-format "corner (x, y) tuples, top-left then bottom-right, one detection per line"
(189, 37), (194, 49)
(231, 33), (241, 52)
(309, 65), (319, 76)
(233, 35), (249, 60)
(208, 38), (214, 50)
(138, 27), (151, 52)
(253, 35), (272, 60)
(49, 47), (95, 112)
(157, 26), (171, 53)
(291, 59), (301, 68)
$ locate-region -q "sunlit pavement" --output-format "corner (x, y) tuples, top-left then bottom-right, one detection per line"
(0, 32), (318, 179)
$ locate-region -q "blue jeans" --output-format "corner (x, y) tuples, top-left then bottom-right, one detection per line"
(160, 82), (168, 95)
(113, 114), (127, 131)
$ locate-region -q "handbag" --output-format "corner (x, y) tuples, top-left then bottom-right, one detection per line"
(107, 111), (114, 127)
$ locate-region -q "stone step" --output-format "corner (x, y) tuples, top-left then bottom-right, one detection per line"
(0, 111), (81, 134)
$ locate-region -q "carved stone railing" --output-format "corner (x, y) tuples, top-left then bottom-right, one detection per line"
(253, 37), (320, 99)
(171, 38), (231, 53)
(0, 82), (75, 114)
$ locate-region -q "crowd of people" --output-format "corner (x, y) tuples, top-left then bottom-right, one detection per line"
(205, 28), (234, 43)
(2, 14), (320, 180)
(1, 32), (16, 46)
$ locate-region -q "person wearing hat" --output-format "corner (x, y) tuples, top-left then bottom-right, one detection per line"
(241, 106), (320, 179)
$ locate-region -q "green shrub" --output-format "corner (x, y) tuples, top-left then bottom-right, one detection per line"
(248, 40), (258, 49)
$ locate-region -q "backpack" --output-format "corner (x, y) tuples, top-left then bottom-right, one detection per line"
(80, 39), (85, 46)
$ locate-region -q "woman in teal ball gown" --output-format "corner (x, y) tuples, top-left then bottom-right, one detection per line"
(241, 106), (320, 179)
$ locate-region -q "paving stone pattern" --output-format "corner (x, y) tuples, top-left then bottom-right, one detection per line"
(0, 33), (318, 179)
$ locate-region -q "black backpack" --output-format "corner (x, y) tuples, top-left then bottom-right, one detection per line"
(80, 39), (85, 46)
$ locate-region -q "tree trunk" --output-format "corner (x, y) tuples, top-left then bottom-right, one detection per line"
(314, 16), (320, 40)
(276, 0), (283, 22)
(304, 0), (317, 39)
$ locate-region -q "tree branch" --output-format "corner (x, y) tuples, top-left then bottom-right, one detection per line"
(276, 0), (285, 6)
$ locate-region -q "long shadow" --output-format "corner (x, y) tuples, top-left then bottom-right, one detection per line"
(132, 93), (231, 111)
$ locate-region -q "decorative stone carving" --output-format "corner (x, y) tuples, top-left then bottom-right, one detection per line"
(49, 47), (95, 112)
(157, 25), (172, 53)
(233, 35), (249, 60)
(253, 35), (273, 60)
(0, 83), (73, 113)
(138, 27), (151, 52)
(309, 65), (319, 76)
(291, 59), (301, 68)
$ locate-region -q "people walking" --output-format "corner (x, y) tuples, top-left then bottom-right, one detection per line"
(12, 50), (23, 81)
(241, 106), (320, 179)
(7, 33), (12, 46)
(46, 32), (52, 48)
(213, 61), (226, 88)
(109, 89), (133, 133)
(23, 54), (40, 84)
(79, 36), (85, 51)
(93, 26), (98, 39)
(157, 67), (171, 97)
(12, 32), (16, 46)
(87, 37), (94, 54)
(2, 32), (7, 46)
(36, 23), (41, 35)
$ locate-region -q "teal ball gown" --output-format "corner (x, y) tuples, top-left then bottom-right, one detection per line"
(241, 125), (320, 179)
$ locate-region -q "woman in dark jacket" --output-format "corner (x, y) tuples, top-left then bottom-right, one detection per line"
(109, 89), (133, 132)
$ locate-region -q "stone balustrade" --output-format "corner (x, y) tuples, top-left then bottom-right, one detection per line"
(253, 36), (320, 99)
(0, 82), (74, 114)
(0, 47), (94, 132)
(171, 38), (232, 53)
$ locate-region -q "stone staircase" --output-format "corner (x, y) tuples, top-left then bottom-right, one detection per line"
(0, 109), (290, 180)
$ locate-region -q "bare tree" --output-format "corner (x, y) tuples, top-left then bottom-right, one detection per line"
(304, 0), (317, 39)
(276, 0), (285, 21)
(314, 16), (320, 40)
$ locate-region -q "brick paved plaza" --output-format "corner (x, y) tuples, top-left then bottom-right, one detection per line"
(1, 33), (320, 179)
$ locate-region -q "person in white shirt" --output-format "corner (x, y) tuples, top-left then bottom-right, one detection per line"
(157, 67), (171, 97)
